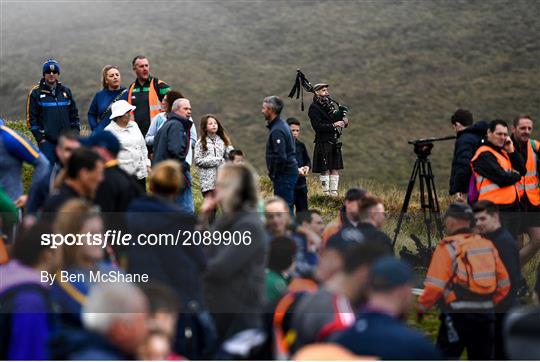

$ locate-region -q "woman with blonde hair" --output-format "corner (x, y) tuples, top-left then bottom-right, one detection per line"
(88, 65), (128, 132)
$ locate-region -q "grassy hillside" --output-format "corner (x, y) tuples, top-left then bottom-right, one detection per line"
(1, 0), (539, 190)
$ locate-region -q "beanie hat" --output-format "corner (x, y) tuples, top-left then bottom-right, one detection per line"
(42, 59), (60, 75)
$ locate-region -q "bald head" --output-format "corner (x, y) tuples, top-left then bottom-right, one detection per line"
(171, 98), (192, 119)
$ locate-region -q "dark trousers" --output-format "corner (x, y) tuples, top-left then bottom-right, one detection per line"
(294, 187), (308, 214)
(273, 173), (298, 214)
(437, 312), (495, 360)
(38, 140), (57, 165)
(494, 313), (508, 359)
(136, 177), (146, 192)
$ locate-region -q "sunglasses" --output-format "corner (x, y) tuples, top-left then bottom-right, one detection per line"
(45, 70), (58, 75)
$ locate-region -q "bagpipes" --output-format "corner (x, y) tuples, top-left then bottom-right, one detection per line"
(288, 69), (349, 122)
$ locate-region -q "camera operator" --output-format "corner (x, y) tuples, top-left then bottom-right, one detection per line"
(448, 109), (488, 203)
(309, 84), (348, 196)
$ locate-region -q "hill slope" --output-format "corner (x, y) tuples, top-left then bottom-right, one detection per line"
(1, 0), (539, 189)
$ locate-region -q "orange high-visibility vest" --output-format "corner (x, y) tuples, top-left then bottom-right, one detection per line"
(517, 139), (540, 206)
(471, 145), (519, 205)
(127, 78), (164, 120)
(418, 233), (510, 311)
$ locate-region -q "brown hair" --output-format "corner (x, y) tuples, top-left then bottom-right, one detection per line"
(164, 90), (184, 113)
(358, 196), (384, 221)
(199, 114), (231, 152)
(149, 160), (184, 196)
(101, 65), (120, 89)
(53, 199), (102, 269)
(513, 114), (534, 128)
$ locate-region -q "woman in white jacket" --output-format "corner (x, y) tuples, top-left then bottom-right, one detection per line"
(194, 114), (234, 201)
(105, 100), (149, 190)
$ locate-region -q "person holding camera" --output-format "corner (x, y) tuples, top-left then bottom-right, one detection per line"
(309, 84), (348, 196)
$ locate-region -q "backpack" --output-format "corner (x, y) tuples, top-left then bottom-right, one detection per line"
(449, 235), (498, 296)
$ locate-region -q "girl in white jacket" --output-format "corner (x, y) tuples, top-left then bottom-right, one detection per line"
(194, 114), (234, 199)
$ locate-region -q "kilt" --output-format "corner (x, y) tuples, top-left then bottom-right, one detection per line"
(312, 141), (343, 173)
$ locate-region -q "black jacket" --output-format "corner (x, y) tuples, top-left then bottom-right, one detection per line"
(27, 79), (80, 144)
(472, 141), (526, 208)
(94, 163), (143, 212)
(449, 121), (489, 195)
(308, 101), (340, 143)
(265, 116), (298, 179)
(126, 195), (205, 307)
(294, 139), (311, 190)
(357, 222), (393, 252)
(483, 227), (523, 311)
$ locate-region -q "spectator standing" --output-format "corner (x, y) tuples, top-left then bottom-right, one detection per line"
(153, 98), (195, 213)
(41, 148), (104, 215)
(287, 117), (312, 213)
(264, 197), (292, 241)
(511, 115), (540, 265)
(26, 59), (80, 163)
(471, 120), (526, 237)
(266, 236), (297, 305)
(105, 100), (149, 190)
(145, 89), (183, 147)
(0, 223), (60, 360)
(473, 200), (524, 359)
(418, 203), (510, 360)
(128, 55), (170, 136)
(262, 95), (299, 212)
(194, 114), (234, 204)
(448, 109), (488, 202)
(336, 257), (442, 360)
(88, 65), (128, 132)
(356, 195), (393, 251)
(0, 119), (49, 208)
(26, 130), (80, 217)
(201, 163), (267, 346)
(292, 210), (324, 278)
(322, 188), (366, 244)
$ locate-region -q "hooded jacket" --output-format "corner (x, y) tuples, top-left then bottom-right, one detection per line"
(449, 121), (489, 195)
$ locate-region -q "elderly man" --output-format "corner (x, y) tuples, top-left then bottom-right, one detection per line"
(26, 59), (80, 163)
(153, 98), (194, 213)
(128, 55), (170, 136)
(262, 95), (298, 212)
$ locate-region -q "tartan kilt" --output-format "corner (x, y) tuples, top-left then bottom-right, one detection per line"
(312, 141), (343, 173)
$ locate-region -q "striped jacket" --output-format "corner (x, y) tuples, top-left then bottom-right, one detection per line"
(26, 79), (80, 144)
(418, 231), (510, 312)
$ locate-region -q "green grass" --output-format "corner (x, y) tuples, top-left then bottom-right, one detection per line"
(2, 1), (539, 187)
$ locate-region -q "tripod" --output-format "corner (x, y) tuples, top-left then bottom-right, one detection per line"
(392, 137), (454, 251)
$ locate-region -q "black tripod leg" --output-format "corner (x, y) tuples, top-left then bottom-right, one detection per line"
(393, 159), (420, 249)
(418, 160), (432, 249)
(426, 161), (444, 239)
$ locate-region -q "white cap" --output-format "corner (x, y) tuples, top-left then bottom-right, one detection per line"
(110, 100), (136, 120)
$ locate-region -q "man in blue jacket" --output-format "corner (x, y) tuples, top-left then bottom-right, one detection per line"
(262, 95), (298, 212)
(26, 59), (80, 164)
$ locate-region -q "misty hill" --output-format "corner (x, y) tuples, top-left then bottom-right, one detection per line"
(1, 1), (539, 190)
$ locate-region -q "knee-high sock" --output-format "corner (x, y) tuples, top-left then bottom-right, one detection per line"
(329, 175), (339, 195)
(320, 175), (330, 194)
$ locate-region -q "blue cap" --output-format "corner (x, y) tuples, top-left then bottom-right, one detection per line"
(42, 59), (60, 75)
(80, 131), (120, 156)
(369, 256), (414, 290)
